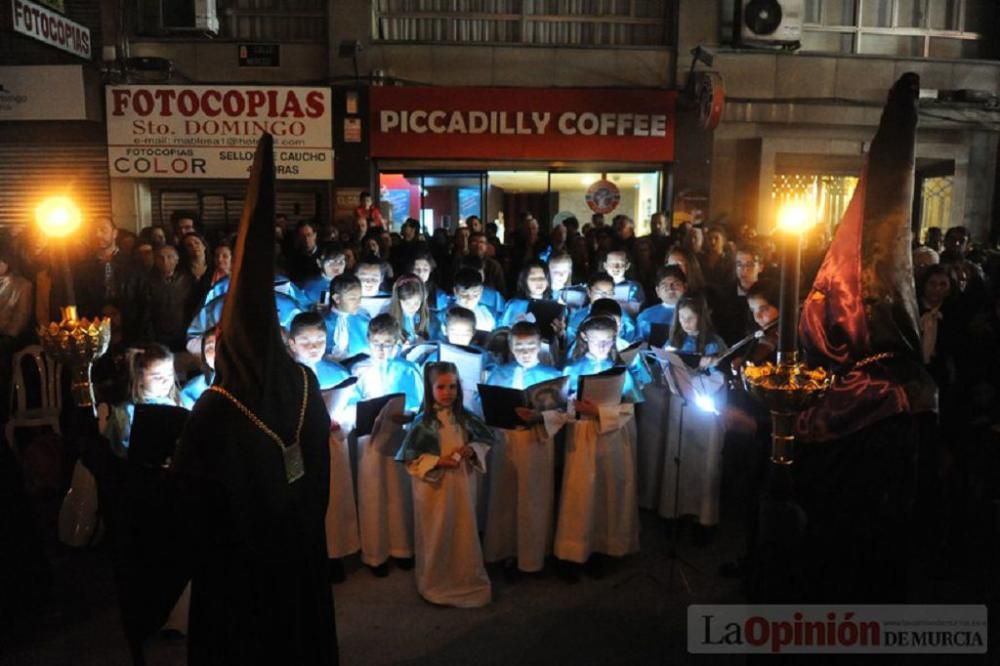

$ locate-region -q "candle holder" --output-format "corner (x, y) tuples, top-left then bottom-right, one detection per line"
(742, 360), (832, 464)
(38, 305), (111, 412)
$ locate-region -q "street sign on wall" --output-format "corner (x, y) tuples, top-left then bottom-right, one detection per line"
(11, 0), (91, 60)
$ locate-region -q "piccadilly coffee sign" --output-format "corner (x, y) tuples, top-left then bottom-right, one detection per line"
(370, 87), (676, 162)
(105, 85), (333, 180)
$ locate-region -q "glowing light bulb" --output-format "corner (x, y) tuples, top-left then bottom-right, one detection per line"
(776, 200), (814, 235)
(36, 196), (82, 238)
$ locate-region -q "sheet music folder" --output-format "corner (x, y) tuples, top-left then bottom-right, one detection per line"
(128, 404), (190, 468)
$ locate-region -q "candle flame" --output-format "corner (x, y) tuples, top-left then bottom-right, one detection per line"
(36, 196), (82, 238)
(776, 200), (815, 235)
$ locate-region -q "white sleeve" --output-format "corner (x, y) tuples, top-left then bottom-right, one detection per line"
(596, 402), (634, 434)
(467, 441), (490, 474)
(540, 409), (571, 438)
(406, 454), (443, 483)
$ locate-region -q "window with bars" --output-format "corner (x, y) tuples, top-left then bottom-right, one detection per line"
(772, 173), (859, 236)
(919, 175), (953, 233)
(801, 0), (996, 59)
(134, 0), (326, 42)
(371, 0), (672, 47)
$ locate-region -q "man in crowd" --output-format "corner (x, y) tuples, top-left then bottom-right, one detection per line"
(287, 220), (322, 285)
(74, 215), (149, 345)
(714, 242), (763, 345)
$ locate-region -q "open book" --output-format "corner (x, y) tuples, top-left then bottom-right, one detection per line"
(477, 375), (569, 429)
(645, 346), (702, 370)
(359, 296), (390, 319)
(613, 283), (642, 317)
(656, 351), (726, 402)
(577, 365), (626, 405)
(438, 342), (485, 399)
(618, 339), (647, 366)
(559, 286), (588, 309)
(402, 341), (438, 365)
(321, 376), (358, 424)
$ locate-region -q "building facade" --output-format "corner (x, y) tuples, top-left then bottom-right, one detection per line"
(2, 0), (998, 242)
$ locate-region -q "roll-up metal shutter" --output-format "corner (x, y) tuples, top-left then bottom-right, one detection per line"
(0, 144), (112, 229)
(150, 180), (326, 232)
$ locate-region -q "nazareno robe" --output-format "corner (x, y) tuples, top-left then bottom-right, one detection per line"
(123, 134), (338, 665)
(172, 380), (337, 664)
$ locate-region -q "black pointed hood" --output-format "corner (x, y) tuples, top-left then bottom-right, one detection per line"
(214, 133), (294, 409)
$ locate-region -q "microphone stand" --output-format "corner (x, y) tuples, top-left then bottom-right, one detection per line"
(662, 358), (704, 593)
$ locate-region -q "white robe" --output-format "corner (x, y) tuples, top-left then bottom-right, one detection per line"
(483, 423), (556, 573)
(325, 430), (360, 558)
(356, 429), (413, 566)
(635, 382), (670, 510)
(658, 391), (726, 526)
(554, 405), (640, 563)
(407, 419), (491, 608)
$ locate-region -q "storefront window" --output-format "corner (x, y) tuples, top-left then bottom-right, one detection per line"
(382, 169), (662, 237)
(379, 172), (485, 232)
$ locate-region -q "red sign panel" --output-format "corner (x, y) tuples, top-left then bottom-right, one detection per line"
(370, 87), (675, 162)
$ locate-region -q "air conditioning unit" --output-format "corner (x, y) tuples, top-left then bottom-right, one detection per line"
(162, 0), (220, 35)
(739, 0), (803, 47)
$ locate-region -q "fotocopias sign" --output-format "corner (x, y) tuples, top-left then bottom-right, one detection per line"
(106, 85), (333, 180)
(370, 87), (676, 162)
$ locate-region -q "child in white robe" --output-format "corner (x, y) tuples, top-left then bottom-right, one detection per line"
(482, 321), (563, 574)
(634, 265), (687, 509)
(286, 312), (359, 582)
(556, 315), (642, 580)
(395, 362), (497, 607)
(349, 314), (423, 577)
(658, 295), (728, 544)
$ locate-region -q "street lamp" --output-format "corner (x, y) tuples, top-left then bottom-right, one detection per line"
(35, 195), (110, 411)
(742, 199), (831, 466)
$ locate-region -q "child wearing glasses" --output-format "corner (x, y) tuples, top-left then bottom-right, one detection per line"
(565, 272), (639, 344)
(300, 243), (347, 308)
(349, 314), (423, 577)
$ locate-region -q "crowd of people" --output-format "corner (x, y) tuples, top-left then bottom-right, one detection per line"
(1, 200), (998, 610)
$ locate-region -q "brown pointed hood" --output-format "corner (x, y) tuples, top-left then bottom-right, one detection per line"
(797, 74), (936, 441)
(799, 72), (922, 364)
(214, 133), (295, 409)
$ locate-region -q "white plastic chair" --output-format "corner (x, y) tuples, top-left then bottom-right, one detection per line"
(6, 344), (62, 454)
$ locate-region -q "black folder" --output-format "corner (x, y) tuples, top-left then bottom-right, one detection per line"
(356, 392), (406, 437)
(527, 299), (567, 341)
(128, 404), (190, 469)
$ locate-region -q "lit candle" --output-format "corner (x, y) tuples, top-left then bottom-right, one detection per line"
(775, 201), (812, 364)
(35, 196), (82, 318)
